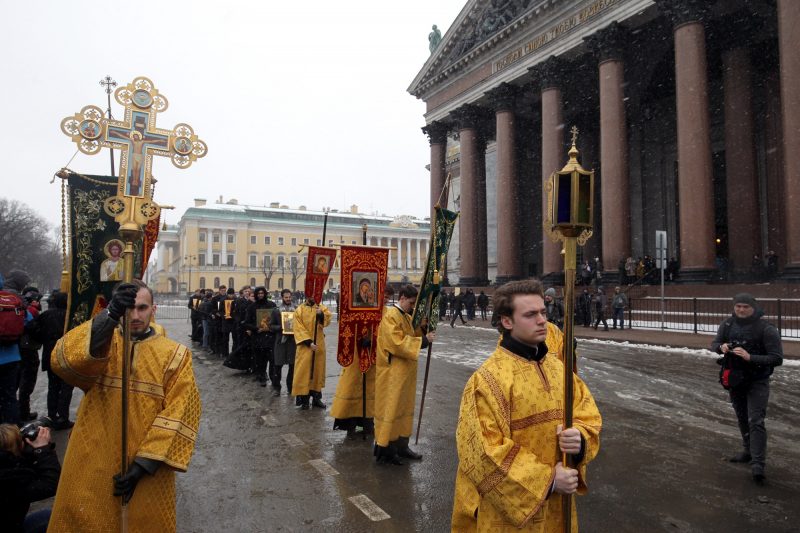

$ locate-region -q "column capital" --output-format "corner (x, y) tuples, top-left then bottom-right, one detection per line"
(585, 22), (629, 63)
(656, 0), (710, 28)
(486, 82), (518, 113)
(528, 56), (566, 91)
(450, 103), (491, 132)
(422, 120), (450, 145)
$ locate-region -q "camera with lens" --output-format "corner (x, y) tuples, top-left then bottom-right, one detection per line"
(728, 340), (747, 351)
(20, 416), (52, 441)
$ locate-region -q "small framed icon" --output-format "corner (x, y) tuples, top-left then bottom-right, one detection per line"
(281, 311), (294, 335)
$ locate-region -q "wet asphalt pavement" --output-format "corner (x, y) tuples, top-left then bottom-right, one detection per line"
(37, 317), (800, 532)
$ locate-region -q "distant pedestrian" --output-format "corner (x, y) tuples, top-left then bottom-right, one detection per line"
(438, 290), (449, 321)
(543, 288), (564, 330)
(577, 288), (592, 327)
(450, 292), (466, 327)
(464, 289), (476, 321)
(611, 286), (628, 330)
(477, 291), (489, 321)
(593, 287), (608, 331)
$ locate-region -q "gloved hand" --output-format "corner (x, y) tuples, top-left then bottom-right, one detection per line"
(107, 283), (138, 321)
(359, 335), (372, 349)
(113, 462), (146, 504)
(316, 310), (324, 322)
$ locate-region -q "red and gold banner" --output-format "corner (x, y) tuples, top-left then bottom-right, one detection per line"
(304, 246), (337, 304)
(139, 215), (161, 278)
(336, 245), (389, 372)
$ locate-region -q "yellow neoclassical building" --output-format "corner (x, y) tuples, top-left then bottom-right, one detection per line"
(153, 198), (431, 295)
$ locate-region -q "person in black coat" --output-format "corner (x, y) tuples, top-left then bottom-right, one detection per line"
(0, 423), (61, 533)
(32, 292), (73, 430)
(243, 287), (276, 386)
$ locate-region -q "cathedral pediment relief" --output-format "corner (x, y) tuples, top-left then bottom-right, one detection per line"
(410, 0), (544, 97)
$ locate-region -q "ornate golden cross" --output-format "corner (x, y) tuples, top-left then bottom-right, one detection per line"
(570, 125), (579, 146)
(60, 76), (207, 226)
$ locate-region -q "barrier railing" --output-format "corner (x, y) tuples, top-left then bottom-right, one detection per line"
(627, 297), (800, 339)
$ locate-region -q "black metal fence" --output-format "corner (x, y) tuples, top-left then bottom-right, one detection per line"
(627, 297), (800, 339)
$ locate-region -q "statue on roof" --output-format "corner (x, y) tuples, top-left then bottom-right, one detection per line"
(429, 24), (442, 54)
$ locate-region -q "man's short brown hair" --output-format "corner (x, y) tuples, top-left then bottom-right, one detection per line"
(491, 279), (544, 333)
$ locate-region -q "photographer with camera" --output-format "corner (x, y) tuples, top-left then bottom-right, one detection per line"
(711, 293), (783, 486)
(0, 420), (61, 533)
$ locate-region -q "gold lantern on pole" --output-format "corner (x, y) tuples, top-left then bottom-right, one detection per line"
(546, 126), (594, 533)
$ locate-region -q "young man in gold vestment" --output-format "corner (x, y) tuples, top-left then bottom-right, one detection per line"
(48, 280), (201, 533)
(451, 279), (602, 532)
(373, 284), (435, 465)
(291, 298), (332, 410)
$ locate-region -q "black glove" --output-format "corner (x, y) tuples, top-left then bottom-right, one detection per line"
(359, 335), (372, 349)
(113, 462), (146, 504)
(316, 310), (324, 322)
(107, 283), (138, 321)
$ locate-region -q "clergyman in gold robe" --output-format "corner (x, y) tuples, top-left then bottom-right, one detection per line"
(373, 284), (435, 465)
(291, 298), (332, 410)
(451, 279), (602, 532)
(48, 280), (201, 533)
(331, 285), (395, 438)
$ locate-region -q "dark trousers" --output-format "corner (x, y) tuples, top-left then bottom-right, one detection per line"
(450, 309), (466, 326)
(252, 335), (273, 382)
(0, 361), (20, 424)
(190, 314), (202, 341)
(218, 324), (233, 357)
(47, 370), (74, 420)
(479, 306), (487, 320)
(593, 309), (608, 330)
(17, 348), (39, 417)
(730, 378), (770, 473)
(208, 320), (219, 353)
(270, 363), (294, 390)
(612, 307), (625, 329)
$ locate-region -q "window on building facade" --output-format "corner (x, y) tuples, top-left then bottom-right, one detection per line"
(316, 239), (321, 246)
(199, 277), (206, 289)
(328, 240), (334, 246)
(303, 238), (309, 245)
(228, 277), (234, 288)
(214, 277), (220, 288)
(264, 236), (271, 245)
(213, 233), (220, 243)
(250, 277), (256, 287)
(199, 253), (206, 266)
(290, 256), (298, 268)
(277, 256), (284, 269)
(351, 240), (356, 245)
(227, 254), (234, 267)
(263, 255), (271, 268)
(291, 238), (297, 246)
(199, 232), (206, 242)
(278, 237), (284, 246)
(250, 235), (256, 245)
(278, 277), (284, 289)
(227, 234), (234, 244)
(212, 254), (220, 266)
(249, 254), (257, 268)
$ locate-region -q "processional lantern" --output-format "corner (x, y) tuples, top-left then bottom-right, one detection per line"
(545, 125), (594, 533)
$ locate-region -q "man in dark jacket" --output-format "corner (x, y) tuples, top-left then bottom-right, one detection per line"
(592, 287), (608, 331)
(0, 423), (60, 533)
(477, 291), (489, 321)
(187, 289), (203, 343)
(269, 289), (296, 396)
(577, 288), (592, 327)
(33, 291), (73, 429)
(450, 291), (467, 328)
(244, 287), (276, 386)
(464, 289), (476, 320)
(711, 293), (783, 486)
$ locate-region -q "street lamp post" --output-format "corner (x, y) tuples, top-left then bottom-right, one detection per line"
(184, 255), (196, 293)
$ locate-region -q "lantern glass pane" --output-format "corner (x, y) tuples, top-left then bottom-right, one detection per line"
(578, 174), (591, 224)
(557, 175), (572, 224)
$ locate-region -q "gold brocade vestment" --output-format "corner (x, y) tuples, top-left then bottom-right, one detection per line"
(451, 334), (602, 532)
(291, 303), (332, 396)
(373, 305), (423, 447)
(48, 319), (202, 533)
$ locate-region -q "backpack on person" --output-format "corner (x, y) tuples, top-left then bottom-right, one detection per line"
(0, 290), (26, 344)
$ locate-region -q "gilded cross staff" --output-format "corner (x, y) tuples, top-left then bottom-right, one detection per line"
(61, 76), (207, 531)
(99, 75), (117, 176)
(546, 126), (594, 533)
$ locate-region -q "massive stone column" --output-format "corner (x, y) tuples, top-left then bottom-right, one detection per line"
(777, 0), (800, 279)
(531, 57), (566, 280)
(659, 0), (716, 281)
(451, 104), (489, 286)
(588, 23), (631, 282)
(487, 83), (524, 284)
(722, 45), (760, 274)
(423, 121), (449, 221)
(415, 239), (421, 269)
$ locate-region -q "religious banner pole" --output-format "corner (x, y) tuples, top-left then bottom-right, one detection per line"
(546, 127), (594, 533)
(361, 223), (369, 439)
(61, 76), (207, 530)
(310, 209), (330, 382)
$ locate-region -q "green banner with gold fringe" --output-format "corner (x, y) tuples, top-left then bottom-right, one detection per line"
(411, 206), (458, 332)
(65, 172), (151, 331)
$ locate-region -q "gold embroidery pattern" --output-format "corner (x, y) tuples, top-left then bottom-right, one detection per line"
(163, 344), (188, 388)
(478, 367), (510, 424)
(96, 374), (164, 398)
(520, 466), (557, 527)
(55, 339), (98, 388)
(510, 408), (563, 431)
(153, 415), (198, 441)
(476, 443), (521, 496)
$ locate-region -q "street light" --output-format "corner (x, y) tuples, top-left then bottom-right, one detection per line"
(184, 255), (196, 293)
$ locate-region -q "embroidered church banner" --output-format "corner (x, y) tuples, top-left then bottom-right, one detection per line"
(65, 172), (150, 331)
(412, 206), (459, 332)
(304, 246), (337, 304)
(336, 245), (389, 372)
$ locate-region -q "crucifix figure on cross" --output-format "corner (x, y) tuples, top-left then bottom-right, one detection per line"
(61, 76), (207, 219)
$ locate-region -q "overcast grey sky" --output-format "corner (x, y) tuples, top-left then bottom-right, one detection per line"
(1, 0), (465, 229)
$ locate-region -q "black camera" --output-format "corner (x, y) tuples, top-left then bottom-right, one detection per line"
(20, 416), (52, 441)
(728, 340), (747, 351)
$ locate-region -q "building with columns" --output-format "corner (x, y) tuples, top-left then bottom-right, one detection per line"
(410, 0), (799, 285)
(152, 198), (430, 294)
